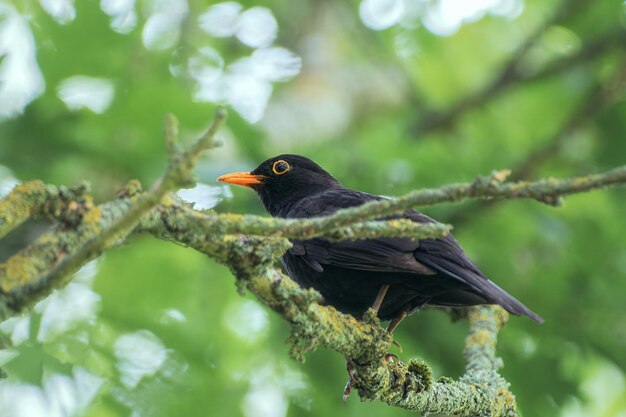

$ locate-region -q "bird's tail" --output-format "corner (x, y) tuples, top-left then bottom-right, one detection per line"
(479, 278), (544, 323)
(422, 262), (544, 323)
(415, 236), (544, 323)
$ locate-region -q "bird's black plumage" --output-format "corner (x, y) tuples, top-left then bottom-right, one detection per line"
(219, 154), (543, 324)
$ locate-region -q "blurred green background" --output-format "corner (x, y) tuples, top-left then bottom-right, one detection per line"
(1, 0), (625, 416)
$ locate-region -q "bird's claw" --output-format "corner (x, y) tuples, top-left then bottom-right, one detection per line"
(342, 377), (353, 402)
(343, 359), (358, 402)
(384, 353), (400, 363)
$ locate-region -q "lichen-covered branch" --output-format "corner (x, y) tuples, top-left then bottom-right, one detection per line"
(0, 198), (135, 317)
(0, 181), (89, 239)
(149, 225), (515, 415)
(350, 306), (516, 416)
(2, 111), (626, 416)
(143, 203), (452, 242)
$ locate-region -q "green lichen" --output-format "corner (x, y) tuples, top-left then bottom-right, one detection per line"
(466, 328), (496, 350)
(1, 255), (44, 292)
(0, 181), (46, 238)
(288, 333), (319, 362)
(82, 207), (102, 228)
(406, 359), (433, 392)
(116, 179), (143, 198)
(494, 388), (517, 417)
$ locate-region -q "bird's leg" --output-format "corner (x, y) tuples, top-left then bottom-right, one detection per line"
(386, 310), (408, 354)
(343, 284), (391, 400)
(371, 284), (390, 314)
(386, 310), (408, 334)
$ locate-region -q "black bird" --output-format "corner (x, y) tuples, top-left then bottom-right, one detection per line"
(218, 154), (543, 330)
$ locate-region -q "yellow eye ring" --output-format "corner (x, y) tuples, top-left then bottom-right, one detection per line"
(272, 160), (290, 175)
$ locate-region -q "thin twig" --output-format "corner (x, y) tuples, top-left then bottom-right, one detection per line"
(0, 109), (227, 316)
(445, 60), (626, 225)
(0, 181), (89, 239)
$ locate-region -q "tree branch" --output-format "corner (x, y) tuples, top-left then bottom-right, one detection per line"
(143, 203), (452, 242)
(446, 60), (626, 224)
(353, 306), (515, 416)
(0, 181), (89, 239)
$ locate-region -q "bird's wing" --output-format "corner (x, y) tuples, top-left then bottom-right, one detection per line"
(287, 189), (436, 275)
(291, 238), (436, 274)
(401, 209), (488, 280)
(287, 189), (543, 323)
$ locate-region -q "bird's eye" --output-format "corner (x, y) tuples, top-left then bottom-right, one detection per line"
(272, 160), (290, 175)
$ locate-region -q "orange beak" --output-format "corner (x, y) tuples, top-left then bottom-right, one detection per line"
(217, 172), (266, 188)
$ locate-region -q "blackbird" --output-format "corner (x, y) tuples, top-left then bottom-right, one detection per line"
(218, 154), (543, 330)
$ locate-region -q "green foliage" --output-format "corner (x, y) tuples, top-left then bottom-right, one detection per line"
(1, 0), (626, 416)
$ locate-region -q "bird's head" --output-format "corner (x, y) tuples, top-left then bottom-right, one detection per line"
(217, 154), (341, 216)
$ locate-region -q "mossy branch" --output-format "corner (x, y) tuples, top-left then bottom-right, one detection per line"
(0, 181), (89, 239)
(2, 112), (626, 416)
(143, 203), (452, 242)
